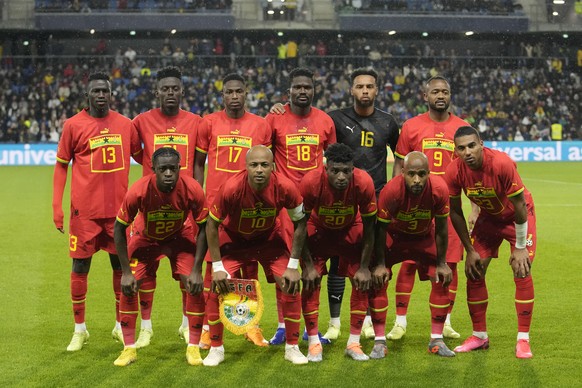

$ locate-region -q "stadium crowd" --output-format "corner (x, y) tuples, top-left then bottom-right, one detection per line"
(35, 0), (232, 12)
(1, 35), (580, 144)
(335, 0), (520, 14)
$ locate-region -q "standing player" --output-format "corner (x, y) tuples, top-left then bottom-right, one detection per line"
(387, 76), (471, 340)
(131, 66), (203, 348)
(445, 126), (536, 359)
(52, 72), (142, 351)
(300, 143), (387, 362)
(204, 146), (309, 366)
(266, 67), (336, 345)
(194, 73), (272, 348)
(375, 152), (455, 357)
(112, 147), (208, 366)
(324, 67), (399, 340)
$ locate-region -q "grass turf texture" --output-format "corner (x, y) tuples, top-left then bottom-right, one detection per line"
(1, 162), (581, 387)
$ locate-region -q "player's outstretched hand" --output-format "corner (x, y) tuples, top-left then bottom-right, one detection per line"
(281, 268), (301, 295)
(54, 211), (64, 233)
(465, 250), (484, 280)
(212, 270), (230, 294)
(301, 265), (321, 293)
(185, 270), (204, 295)
(269, 103), (285, 115)
(435, 263), (453, 288)
(353, 267), (372, 292)
(371, 265), (390, 289)
(510, 248), (531, 278)
(121, 273), (138, 297)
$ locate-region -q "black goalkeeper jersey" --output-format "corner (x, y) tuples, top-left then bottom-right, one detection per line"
(329, 107), (399, 194)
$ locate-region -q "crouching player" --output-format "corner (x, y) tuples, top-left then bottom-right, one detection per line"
(113, 147), (208, 366)
(204, 145), (309, 367)
(446, 126), (536, 358)
(374, 151), (455, 357)
(299, 143), (387, 361)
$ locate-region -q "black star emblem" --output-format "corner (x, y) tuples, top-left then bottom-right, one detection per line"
(163, 213), (169, 218)
(103, 137), (109, 143)
(255, 208), (262, 215)
(168, 136), (174, 142)
(300, 136), (306, 142)
(232, 138), (238, 144)
(334, 208), (340, 213)
(436, 141), (442, 147)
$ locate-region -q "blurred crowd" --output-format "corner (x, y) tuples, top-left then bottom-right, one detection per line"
(1, 34), (580, 144)
(35, 0), (232, 12)
(335, 0), (519, 14)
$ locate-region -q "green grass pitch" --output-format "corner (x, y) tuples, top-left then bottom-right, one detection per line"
(1, 162), (581, 387)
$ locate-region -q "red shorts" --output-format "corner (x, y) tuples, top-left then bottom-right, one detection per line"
(307, 220), (363, 278)
(471, 206), (537, 262)
(446, 218), (464, 263)
(206, 224), (290, 283)
(385, 231), (437, 281)
(68, 217), (116, 259)
(128, 222), (197, 281)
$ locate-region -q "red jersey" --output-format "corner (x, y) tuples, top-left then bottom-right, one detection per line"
(267, 105), (336, 185)
(56, 109), (141, 219)
(395, 112), (468, 175)
(132, 108), (202, 177)
(445, 147), (533, 223)
(116, 174), (207, 241)
(377, 174), (450, 236)
(196, 110), (272, 204)
(301, 168), (377, 230)
(209, 171), (303, 240)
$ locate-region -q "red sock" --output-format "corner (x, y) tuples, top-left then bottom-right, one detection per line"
(447, 263), (458, 315)
(515, 275), (534, 332)
(429, 281), (450, 336)
(467, 278), (488, 332)
(180, 284), (187, 317)
(202, 263), (212, 328)
(71, 272), (88, 324)
(186, 292), (205, 345)
(138, 276), (156, 321)
(120, 293), (139, 346)
(301, 286), (320, 336)
(206, 291), (223, 347)
(350, 288), (368, 335)
(276, 286), (285, 324)
(395, 261), (416, 316)
(280, 286), (301, 345)
(112, 270), (122, 323)
(369, 283), (388, 337)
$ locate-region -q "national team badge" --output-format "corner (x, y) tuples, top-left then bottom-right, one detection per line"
(219, 279), (264, 335)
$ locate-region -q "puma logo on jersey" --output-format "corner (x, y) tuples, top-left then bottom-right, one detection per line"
(346, 125), (356, 133)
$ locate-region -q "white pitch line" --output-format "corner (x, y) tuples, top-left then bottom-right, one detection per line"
(524, 178), (582, 187)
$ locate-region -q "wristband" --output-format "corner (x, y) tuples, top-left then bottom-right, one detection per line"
(515, 221), (528, 249)
(287, 258), (299, 270)
(212, 261), (226, 273)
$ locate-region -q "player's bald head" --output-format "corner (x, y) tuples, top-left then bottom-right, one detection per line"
(246, 145), (273, 163)
(403, 151), (429, 171)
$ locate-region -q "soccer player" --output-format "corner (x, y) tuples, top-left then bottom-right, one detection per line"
(445, 126), (536, 359)
(52, 72), (142, 351)
(300, 143), (387, 362)
(375, 151), (455, 357)
(112, 147), (208, 366)
(204, 145), (309, 366)
(131, 66), (203, 348)
(324, 67), (400, 340)
(194, 73), (272, 348)
(266, 67), (336, 345)
(387, 75), (472, 341)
